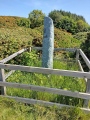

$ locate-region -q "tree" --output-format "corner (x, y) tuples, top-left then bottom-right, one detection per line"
(81, 33), (90, 71)
(28, 10), (45, 28)
(56, 17), (77, 34)
(48, 10), (89, 34)
(59, 10), (86, 22)
(17, 18), (30, 28)
(48, 10), (62, 26)
(81, 32), (90, 60)
(76, 20), (88, 32)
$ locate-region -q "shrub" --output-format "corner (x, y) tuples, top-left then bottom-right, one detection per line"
(16, 18), (30, 28)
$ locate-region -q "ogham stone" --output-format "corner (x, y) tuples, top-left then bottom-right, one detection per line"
(42, 17), (54, 68)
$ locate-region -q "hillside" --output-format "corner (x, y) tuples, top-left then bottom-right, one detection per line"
(0, 21), (42, 59)
(0, 16), (22, 28)
(0, 16), (30, 28)
(0, 16), (83, 60)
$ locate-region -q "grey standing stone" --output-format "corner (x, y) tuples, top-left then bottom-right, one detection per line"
(42, 17), (54, 68)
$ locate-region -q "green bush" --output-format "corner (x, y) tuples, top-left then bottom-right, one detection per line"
(17, 51), (39, 66)
(0, 27), (42, 60)
(17, 18), (30, 28)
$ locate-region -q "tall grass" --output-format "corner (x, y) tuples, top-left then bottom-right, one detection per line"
(0, 96), (90, 120)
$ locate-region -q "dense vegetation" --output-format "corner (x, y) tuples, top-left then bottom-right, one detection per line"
(49, 10), (90, 34)
(0, 10), (90, 35)
(0, 22), (82, 60)
(81, 32), (90, 60)
(28, 9), (90, 34)
(0, 16), (30, 28)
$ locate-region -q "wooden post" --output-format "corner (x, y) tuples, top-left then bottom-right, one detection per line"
(27, 47), (31, 52)
(0, 68), (6, 95)
(83, 74), (90, 108)
(76, 49), (80, 62)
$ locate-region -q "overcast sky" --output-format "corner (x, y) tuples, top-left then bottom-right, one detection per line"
(0, 0), (90, 24)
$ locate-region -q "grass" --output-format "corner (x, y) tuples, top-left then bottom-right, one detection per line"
(0, 96), (90, 120)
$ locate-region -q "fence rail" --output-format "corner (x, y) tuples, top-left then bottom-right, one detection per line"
(0, 48), (28, 63)
(32, 47), (77, 52)
(0, 81), (90, 100)
(5, 70), (15, 80)
(1, 95), (90, 113)
(79, 49), (90, 69)
(0, 63), (90, 79)
(77, 60), (87, 82)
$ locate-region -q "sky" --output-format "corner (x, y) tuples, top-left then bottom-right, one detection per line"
(0, 0), (90, 24)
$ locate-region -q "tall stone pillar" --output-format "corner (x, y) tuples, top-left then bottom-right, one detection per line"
(42, 17), (54, 68)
